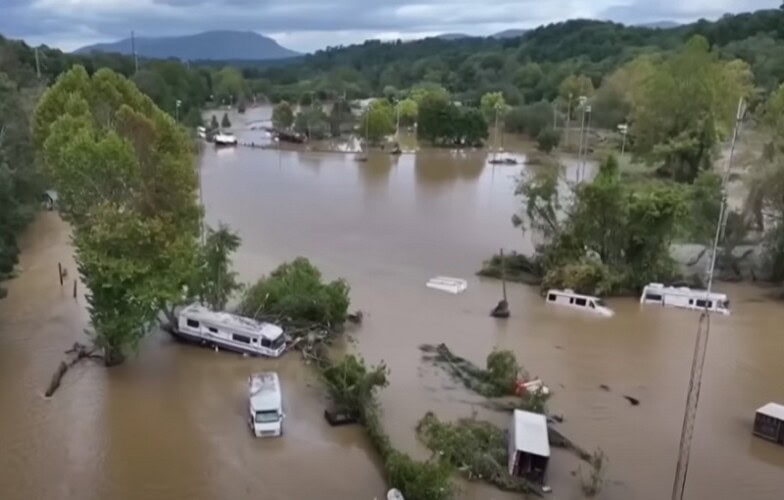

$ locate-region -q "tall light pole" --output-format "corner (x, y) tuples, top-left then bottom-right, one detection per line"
(618, 123), (629, 156)
(175, 99), (182, 122)
(581, 104), (592, 182)
(564, 93), (573, 149)
(576, 96), (587, 181)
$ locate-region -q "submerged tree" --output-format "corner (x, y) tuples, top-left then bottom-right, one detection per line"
(221, 112), (232, 129)
(197, 223), (242, 311)
(34, 66), (200, 365)
(272, 100), (294, 129)
(359, 99), (396, 143)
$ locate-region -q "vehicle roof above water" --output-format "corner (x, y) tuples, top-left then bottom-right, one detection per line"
(249, 372), (281, 410)
(546, 289), (602, 300)
(180, 303), (283, 340)
(757, 402), (784, 420)
(642, 283), (728, 300)
(512, 409), (551, 457)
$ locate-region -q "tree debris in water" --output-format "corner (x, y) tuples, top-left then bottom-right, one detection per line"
(416, 411), (542, 496)
(44, 342), (104, 397)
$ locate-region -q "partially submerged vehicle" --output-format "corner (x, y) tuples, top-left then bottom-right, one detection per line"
(173, 304), (286, 357)
(426, 276), (468, 294)
(545, 289), (614, 317)
(214, 132), (238, 146)
(248, 372), (285, 438)
(753, 402), (784, 445)
(508, 409), (550, 484)
(639, 283), (730, 315)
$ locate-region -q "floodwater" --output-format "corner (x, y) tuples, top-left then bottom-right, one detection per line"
(1, 106), (783, 500)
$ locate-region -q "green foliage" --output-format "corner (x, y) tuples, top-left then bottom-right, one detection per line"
(294, 106), (330, 139)
(558, 74), (595, 102)
(272, 101), (294, 129)
(0, 73), (42, 282)
(34, 66), (200, 363)
(536, 128), (561, 153)
(321, 354), (388, 415)
(685, 171), (722, 241)
(504, 102), (553, 138)
(209, 114), (219, 131)
(518, 155), (688, 295)
(329, 98), (354, 136)
(485, 350), (520, 395)
(633, 36), (753, 183)
(196, 223), (242, 311)
(397, 97), (418, 126)
(385, 451), (453, 500)
(238, 257), (350, 326)
(213, 67), (248, 104)
(221, 112), (231, 129)
(417, 91), (488, 147)
(360, 99), (396, 143)
(480, 91), (507, 122)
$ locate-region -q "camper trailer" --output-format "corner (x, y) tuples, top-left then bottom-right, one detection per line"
(173, 304), (285, 357)
(508, 409), (550, 484)
(753, 402), (784, 445)
(545, 289), (614, 317)
(248, 372), (284, 438)
(640, 283), (730, 315)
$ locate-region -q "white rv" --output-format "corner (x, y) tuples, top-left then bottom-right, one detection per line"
(248, 372), (284, 438)
(426, 276), (468, 294)
(639, 283), (730, 315)
(174, 304), (286, 357)
(545, 289), (614, 317)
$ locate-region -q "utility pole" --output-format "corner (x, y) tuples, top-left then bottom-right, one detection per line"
(576, 96), (587, 181)
(564, 93), (573, 149)
(34, 47), (41, 80)
(618, 123), (629, 156)
(131, 31), (139, 74)
(581, 104), (592, 182)
(670, 98), (745, 500)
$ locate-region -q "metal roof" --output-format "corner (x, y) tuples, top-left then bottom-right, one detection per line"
(757, 402), (784, 421)
(180, 303), (283, 340)
(512, 409), (550, 458)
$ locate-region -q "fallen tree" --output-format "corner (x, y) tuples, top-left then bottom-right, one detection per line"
(44, 342), (103, 397)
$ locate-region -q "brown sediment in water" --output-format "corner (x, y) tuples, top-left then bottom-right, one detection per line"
(1, 106), (783, 500)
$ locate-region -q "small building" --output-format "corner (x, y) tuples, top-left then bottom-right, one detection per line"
(753, 402), (784, 444)
(508, 409), (550, 484)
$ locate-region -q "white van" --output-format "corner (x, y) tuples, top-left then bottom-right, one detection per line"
(545, 289), (614, 317)
(640, 283), (730, 315)
(248, 372), (284, 438)
(174, 304), (286, 357)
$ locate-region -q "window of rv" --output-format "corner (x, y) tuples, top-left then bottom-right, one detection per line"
(262, 335), (286, 350)
(186, 319), (199, 328)
(233, 334), (251, 344)
(255, 410), (280, 423)
(574, 297), (587, 307)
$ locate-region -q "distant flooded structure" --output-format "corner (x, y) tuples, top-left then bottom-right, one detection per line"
(753, 403), (784, 445)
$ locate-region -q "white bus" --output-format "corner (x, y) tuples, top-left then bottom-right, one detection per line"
(173, 304), (286, 357)
(639, 283), (730, 315)
(545, 289), (614, 317)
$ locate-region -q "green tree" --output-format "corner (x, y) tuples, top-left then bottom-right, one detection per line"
(396, 98), (418, 126)
(272, 101), (294, 129)
(536, 128), (561, 153)
(33, 66), (200, 365)
(633, 36), (752, 183)
(505, 102), (552, 137)
(360, 99), (396, 143)
(221, 112), (231, 129)
(294, 107), (330, 139)
(558, 74), (595, 104)
(213, 66), (248, 104)
(209, 114), (219, 131)
(238, 257), (350, 326)
(329, 98), (354, 136)
(197, 223), (242, 311)
(480, 91), (507, 123)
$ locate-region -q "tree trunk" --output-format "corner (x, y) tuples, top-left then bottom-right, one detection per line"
(103, 346), (126, 367)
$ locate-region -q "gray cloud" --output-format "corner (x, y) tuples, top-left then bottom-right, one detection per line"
(1, 0), (780, 52)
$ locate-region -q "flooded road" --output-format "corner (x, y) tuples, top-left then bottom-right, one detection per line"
(1, 106), (783, 499)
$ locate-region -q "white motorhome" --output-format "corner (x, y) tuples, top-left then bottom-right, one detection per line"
(248, 372), (284, 438)
(426, 276), (468, 294)
(174, 304), (286, 357)
(639, 283), (730, 315)
(545, 289), (614, 317)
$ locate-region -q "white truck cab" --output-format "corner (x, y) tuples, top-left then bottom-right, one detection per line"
(248, 372), (284, 438)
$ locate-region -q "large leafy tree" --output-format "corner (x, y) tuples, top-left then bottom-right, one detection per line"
(272, 101), (294, 129)
(359, 99), (395, 143)
(196, 224), (242, 311)
(632, 36), (753, 183)
(34, 66), (200, 365)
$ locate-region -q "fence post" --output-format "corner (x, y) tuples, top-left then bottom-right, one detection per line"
(58, 263), (63, 286)
(73, 280), (77, 299)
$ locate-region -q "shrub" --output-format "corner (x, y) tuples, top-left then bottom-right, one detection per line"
(238, 257), (350, 326)
(485, 350), (520, 396)
(536, 128), (561, 153)
(385, 451), (453, 500)
(541, 259), (621, 296)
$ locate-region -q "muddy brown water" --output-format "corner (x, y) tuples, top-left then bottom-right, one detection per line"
(1, 107), (783, 499)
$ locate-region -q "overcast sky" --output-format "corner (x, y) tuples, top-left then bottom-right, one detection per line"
(1, 0), (780, 53)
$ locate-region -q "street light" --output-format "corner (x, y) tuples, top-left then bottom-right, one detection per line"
(175, 99), (182, 122)
(618, 123), (629, 155)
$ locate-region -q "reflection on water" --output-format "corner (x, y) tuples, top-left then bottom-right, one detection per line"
(1, 105), (782, 500)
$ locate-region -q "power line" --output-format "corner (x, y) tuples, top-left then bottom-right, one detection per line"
(670, 97), (745, 500)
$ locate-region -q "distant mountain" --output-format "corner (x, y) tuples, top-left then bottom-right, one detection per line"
(491, 29), (527, 39)
(637, 21), (681, 29)
(435, 33), (472, 40)
(75, 30), (299, 61)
